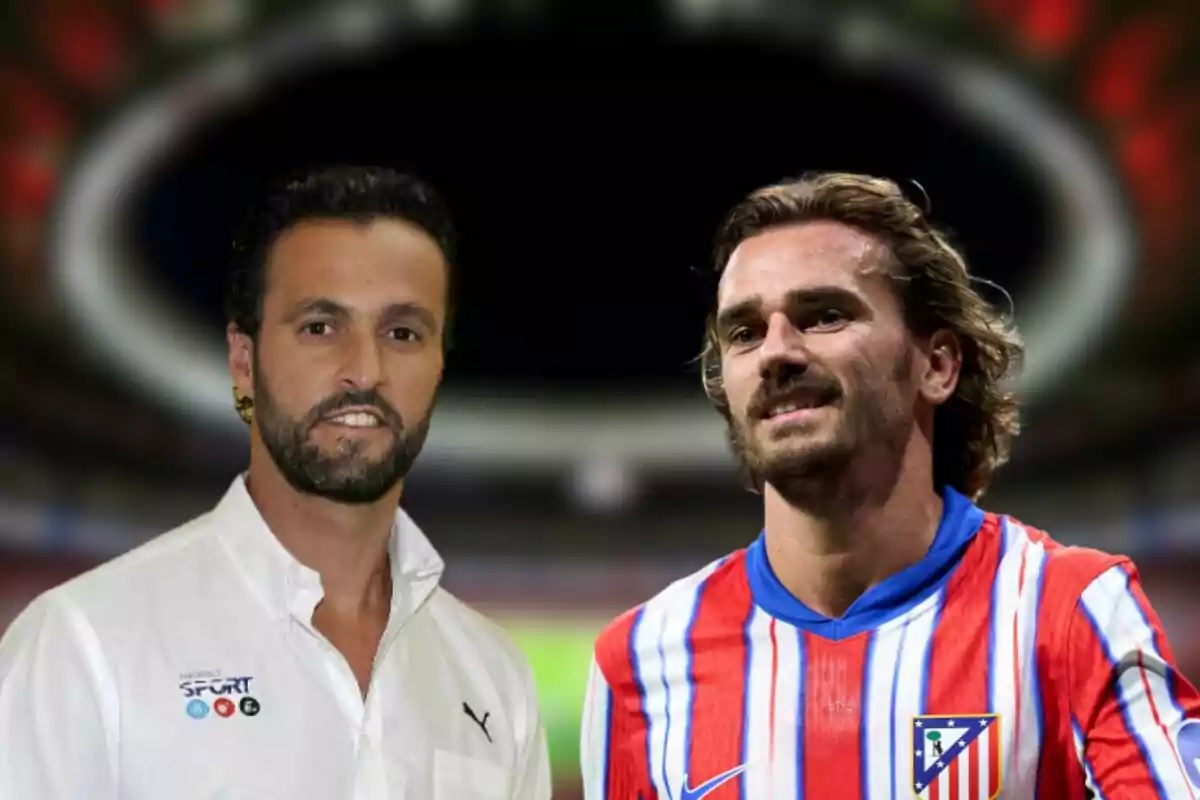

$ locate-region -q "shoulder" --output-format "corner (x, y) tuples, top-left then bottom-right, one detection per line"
(1, 512), (218, 658)
(592, 551), (747, 688)
(424, 588), (540, 708)
(427, 588), (532, 676)
(991, 514), (1132, 618)
(423, 588), (544, 745)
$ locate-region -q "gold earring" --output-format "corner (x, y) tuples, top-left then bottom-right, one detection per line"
(233, 387), (254, 426)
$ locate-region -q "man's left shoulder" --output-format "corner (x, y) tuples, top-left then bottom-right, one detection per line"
(411, 589), (546, 766)
(424, 588), (535, 688)
(1001, 514), (1134, 606)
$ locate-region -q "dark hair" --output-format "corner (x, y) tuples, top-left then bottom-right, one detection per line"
(701, 172), (1025, 500)
(225, 165), (457, 342)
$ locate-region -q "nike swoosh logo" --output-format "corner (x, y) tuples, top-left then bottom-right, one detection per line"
(680, 763), (749, 800)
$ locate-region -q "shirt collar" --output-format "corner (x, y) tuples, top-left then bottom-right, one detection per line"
(212, 474), (445, 626)
(746, 485), (985, 640)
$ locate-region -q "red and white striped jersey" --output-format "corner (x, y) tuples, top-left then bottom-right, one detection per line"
(581, 488), (1200, 800)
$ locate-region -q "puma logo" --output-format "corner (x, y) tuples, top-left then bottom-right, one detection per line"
(463, 702), (492, 743)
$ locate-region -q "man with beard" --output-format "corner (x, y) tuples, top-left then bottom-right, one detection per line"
(580, 173), (1200, 799)
(0, 166), (551, 800)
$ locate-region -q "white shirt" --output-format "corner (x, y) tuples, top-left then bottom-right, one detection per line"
(0, 476), (551, 800)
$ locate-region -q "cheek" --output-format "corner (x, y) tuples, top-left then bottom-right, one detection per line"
(846, 358), (913, 416)
(838, 360), (882, 404)
(719, 358), (755, 410)
(386, 356), (443, 414)
(261, 362), (334, 414)
(257, 337), (324, 386)
(845, 336), (910, 388)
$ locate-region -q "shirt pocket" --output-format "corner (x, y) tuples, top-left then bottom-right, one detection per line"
(432, 749), (512, 800)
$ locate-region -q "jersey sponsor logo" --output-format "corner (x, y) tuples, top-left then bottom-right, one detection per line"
(1178, 719), (1200, 789)
(679, 763), (750, 800)
(179, 675), (254, 697)
(912, 714), (1001, 799)
(178, 670), (260, 719)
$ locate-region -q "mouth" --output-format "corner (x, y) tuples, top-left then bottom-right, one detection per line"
(760, 391), (835, 419)
(320, 408), (386, 429)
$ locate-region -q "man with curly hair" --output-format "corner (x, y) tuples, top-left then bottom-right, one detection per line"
(581, 173), (1200, 799)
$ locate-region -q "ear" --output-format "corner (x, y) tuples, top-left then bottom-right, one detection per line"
(919, 329), (962, 406)
(227, 322), (255, 399)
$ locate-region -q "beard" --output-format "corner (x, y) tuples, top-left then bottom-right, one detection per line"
(252, 370), (433, 505)
(728, 350), (913, 493)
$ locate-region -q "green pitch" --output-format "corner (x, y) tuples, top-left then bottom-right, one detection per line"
(500, 616), (607, 775)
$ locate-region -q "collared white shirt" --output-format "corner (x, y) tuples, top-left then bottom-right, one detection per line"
(0, 476), (551, 800)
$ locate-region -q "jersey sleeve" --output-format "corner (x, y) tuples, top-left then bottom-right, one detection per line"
(0, 593), (120, 799)
(1067, 561), (1200, 798)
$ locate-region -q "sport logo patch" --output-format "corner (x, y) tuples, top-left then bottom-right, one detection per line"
(179, 670), (260, 719)
(1179, 720), (1200, 789)
(912, 714), (1001, 799)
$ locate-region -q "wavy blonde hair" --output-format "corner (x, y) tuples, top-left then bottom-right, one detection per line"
(701, 172), (1025, 500)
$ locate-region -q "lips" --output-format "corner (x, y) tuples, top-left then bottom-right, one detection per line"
(321, 408), (385, 428)
(753, 386), (839, 420)
(311, 392), (401, 432)
(763, 395), (827, 419)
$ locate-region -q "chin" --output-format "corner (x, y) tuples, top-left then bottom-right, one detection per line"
(760, 438), (853, 478)
(758, 427), (834, 455)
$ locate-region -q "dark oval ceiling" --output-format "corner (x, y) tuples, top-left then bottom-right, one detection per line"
(128, 27), (1053, 396)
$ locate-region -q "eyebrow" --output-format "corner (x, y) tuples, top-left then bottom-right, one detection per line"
(378, 302), (438, 332)
(284, 298), (438, 332)
(284, 298), (349, 324)
(715, 286), (865, 333)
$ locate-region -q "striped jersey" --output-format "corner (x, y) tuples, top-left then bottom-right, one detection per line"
(580, 488), (1200, 799)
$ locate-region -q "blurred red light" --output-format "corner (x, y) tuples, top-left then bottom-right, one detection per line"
(0, 144), (58, 219)
(34, 0), (131, 96)
(973, 0), (1090, 58)
(1120, 101), (1194, 268)
(1083, 17), (1178, 122)
(1020, 0), (1090, 58)
(0, 67), (69, 139)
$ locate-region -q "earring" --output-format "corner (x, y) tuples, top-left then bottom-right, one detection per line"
(233, 386), (254, 426)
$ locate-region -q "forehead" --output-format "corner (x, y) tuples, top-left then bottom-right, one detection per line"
(717, 220), (893, 309)
(263, 218), (447, 313)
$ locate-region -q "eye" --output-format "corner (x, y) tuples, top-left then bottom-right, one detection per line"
(727, 326), (760, 345)
(300, 320), (331, 336)
(806, 307), (849, 330)
(389, 327), (421, 343)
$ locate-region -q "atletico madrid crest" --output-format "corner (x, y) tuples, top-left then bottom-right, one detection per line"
(912, 714), (1002, 799)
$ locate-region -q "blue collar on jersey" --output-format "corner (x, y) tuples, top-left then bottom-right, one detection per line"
(746, 486), (985, 640)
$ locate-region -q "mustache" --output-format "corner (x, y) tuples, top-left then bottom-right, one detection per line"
(747, 370), (842, 419)
(309, 389), (404, 430)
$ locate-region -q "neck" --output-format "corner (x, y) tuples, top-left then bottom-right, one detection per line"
(761, 435), (943, 618)
(245, 448), (400, 619)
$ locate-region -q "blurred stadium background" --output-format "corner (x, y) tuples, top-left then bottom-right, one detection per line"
(0, 0), (1197, 795)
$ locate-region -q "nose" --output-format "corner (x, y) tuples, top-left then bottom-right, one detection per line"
(338, 329), (384, 390)
(757, 311), (810, 380)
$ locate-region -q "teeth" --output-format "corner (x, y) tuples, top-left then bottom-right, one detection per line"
(329, 412), (380, 428)
(768, 398), (821, 417)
